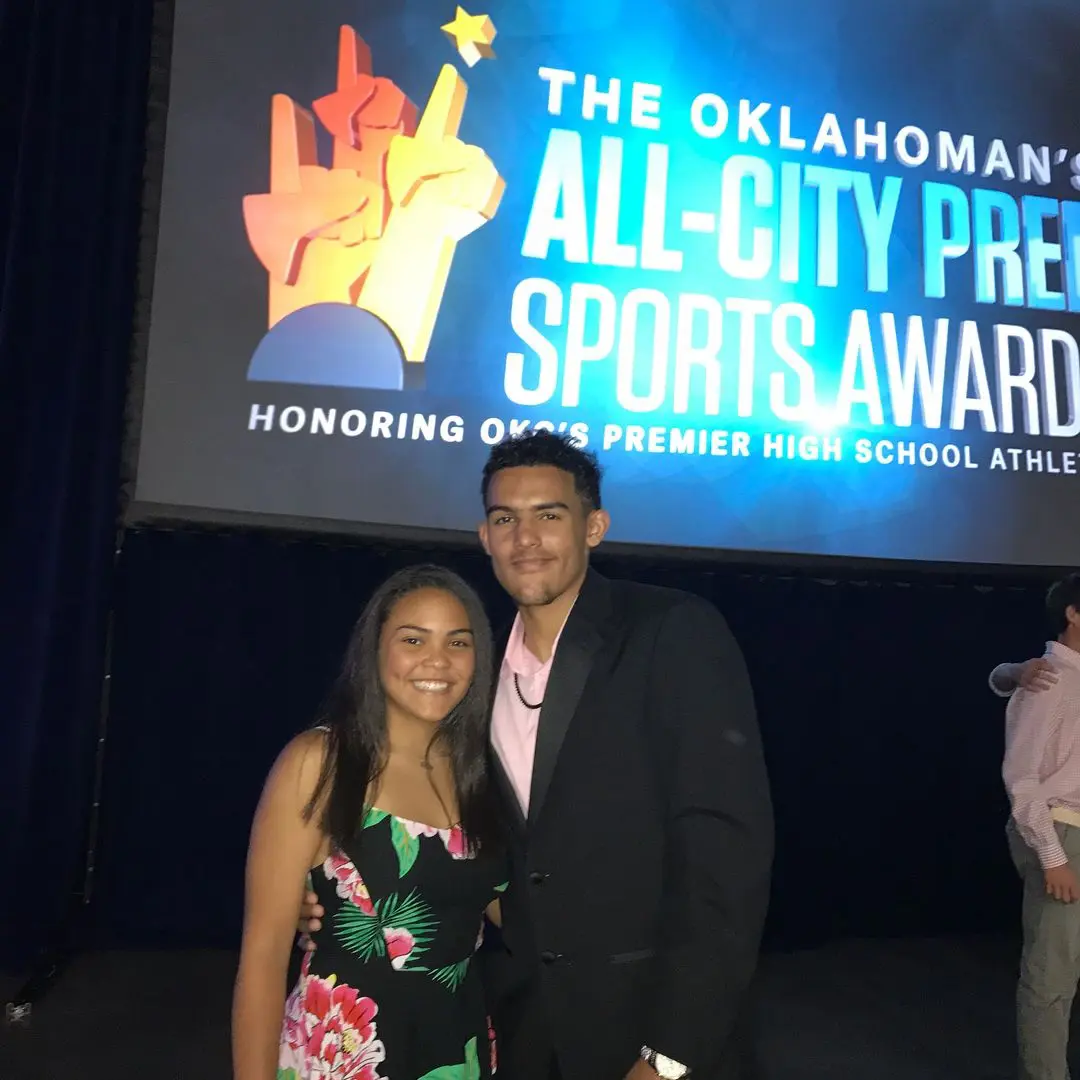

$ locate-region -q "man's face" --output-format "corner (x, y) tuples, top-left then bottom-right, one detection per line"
(479, 465), (609, 608)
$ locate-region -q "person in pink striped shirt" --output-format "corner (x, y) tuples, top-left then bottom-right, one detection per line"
(1000, 573), (1080, 1080)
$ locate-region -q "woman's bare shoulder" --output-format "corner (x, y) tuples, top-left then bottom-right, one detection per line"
(264, 728), (331, 807)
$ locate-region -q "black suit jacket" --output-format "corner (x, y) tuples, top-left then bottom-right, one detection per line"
(482, 570), (774, 1080)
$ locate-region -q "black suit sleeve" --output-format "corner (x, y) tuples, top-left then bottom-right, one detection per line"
(642, 597), (774, 1073)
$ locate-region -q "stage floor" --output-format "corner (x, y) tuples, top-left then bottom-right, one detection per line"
(0, 936), (1061, 1078)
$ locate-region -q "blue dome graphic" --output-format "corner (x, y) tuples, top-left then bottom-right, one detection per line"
(247, 303), (407, 390)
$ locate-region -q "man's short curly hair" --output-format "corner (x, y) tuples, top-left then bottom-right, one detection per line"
(481, 430), (603, 511)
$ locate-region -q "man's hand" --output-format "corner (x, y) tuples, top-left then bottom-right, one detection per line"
(1044, 865), (1080, 903)
(296, 891), (324, 951)
(624, 1060), (659, 1080)
(1020, 658), (1058, 692)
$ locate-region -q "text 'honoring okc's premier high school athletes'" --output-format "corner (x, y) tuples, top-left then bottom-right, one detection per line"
(245, 404), (1080, 475)
(249, 66), (1080, 475)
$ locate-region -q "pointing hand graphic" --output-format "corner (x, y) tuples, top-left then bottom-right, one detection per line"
(243, 25), (504, 373)
(384, 64), (504, 237)
(242, 93), (386, 323)
(358, 64), (505, 364)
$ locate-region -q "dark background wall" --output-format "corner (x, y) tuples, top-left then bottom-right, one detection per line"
(86, 525), (1043, 954)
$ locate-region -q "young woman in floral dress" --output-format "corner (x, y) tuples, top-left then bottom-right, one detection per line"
(233, 565), (506, 1080)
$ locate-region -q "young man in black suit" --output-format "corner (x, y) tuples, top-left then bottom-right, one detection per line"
(300, 431), (774, 1080)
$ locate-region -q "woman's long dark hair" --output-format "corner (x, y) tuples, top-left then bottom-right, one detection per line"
(305, 564), (500, 852)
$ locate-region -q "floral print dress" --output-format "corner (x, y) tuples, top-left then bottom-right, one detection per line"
(279, 809), (507, 1080)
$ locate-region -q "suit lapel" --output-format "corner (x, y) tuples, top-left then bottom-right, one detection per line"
(527, 570), (611, 827)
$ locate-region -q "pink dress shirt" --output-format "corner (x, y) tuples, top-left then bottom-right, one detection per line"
(490, 613), (568, 814)
(1004, 640), (1080, 869)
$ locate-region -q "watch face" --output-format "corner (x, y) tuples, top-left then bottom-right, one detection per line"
(654, 1054), (687, 1079)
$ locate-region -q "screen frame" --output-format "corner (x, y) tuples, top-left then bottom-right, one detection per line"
(124, 496), (1071, 585)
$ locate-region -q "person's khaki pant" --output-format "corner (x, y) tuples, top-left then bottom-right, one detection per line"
(1009, 819), (1080, 1080)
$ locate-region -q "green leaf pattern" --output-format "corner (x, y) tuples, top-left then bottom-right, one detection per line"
(335, 888), (438, 967)
(417, 1037), (482, 1080)
(430, 957), (471, 992)
(390, 816), (421, 877)
(465, 1036), (480, 1080)
(331, 811), (503, 996)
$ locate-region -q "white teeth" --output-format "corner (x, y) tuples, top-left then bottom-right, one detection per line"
(412, 681), (450, 692)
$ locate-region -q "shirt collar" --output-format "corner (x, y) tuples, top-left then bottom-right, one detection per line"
(503, 604), (575, 678)
(1048, 640), (1080, 671)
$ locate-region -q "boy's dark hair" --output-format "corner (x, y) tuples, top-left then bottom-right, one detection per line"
(1046, 572), (1080, 635)
(481, 430), (603, 511)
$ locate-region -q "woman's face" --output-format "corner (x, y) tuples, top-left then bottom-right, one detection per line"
(379, 587), (476, 727)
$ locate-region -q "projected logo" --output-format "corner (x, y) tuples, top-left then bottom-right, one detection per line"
(242, 11), (505, 391)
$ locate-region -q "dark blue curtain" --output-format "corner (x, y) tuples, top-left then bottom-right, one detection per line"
(0, 0), (156, 970)
(91, 527), (1045, 954)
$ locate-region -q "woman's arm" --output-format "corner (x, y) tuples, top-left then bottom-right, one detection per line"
(233, 731), (327, 1080)
(484, 899), (502, 927)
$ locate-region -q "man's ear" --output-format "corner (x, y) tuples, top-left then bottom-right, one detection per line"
(585, 508), (610, 549)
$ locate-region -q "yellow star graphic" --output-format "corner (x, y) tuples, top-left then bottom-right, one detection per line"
(441, 6), (497, 68)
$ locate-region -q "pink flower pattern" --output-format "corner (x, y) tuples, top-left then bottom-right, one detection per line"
(401, 818), (440, 839)
(445, 825), (468, 860)
(400, 817), (471, 860)
(324, 851), (375, 915)
(280, 955), (386, 1080)
(382, 927), (416, 970)
(280, 813), (500, 1076)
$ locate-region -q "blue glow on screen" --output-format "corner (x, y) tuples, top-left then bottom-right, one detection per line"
(145, 0), (1080, 566)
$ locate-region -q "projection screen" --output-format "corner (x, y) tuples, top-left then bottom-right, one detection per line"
(129, 0), (1080, 567)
